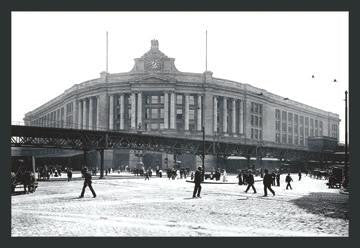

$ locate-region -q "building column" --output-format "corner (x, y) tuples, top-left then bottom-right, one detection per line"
(120, 94), (124, 130)
(223, 97), (228, 134)
(239, 100), (244, 134)
(96, 96), (100, 130)
(184, 94), (189, 131)
(73, 101), (77, 129)
(78, 100), (83, 129)
(213, 96), (218, 133)
(89, 97), (94, 130)
(83, 99), (88, 129)
(131, 92), (136, 129)
(170, 92), (175, 129)
(232, 99), (237, 136)
(137, 92), (142, 129)
(109, 94), (114, 130)
(197, 95), (202, 131)
(164, 92), (169, 129)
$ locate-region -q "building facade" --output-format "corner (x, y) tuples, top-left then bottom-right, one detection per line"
(24, 40), (340, 170)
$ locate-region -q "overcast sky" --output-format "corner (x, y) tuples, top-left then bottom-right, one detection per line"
(11, 12), (348, 142)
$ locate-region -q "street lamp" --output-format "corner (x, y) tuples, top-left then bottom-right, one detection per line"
(343, 90), (349, 189)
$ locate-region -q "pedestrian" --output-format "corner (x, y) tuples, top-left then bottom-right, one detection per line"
(276, 172), (280, 187)
(271, 172), (276, 186)
(263, 169), (275, 197)
(67, 168), (72, 182)
(244, 170), (257, 194)
(286, 173), (293, 190)
(222, 169), (227, 182)
(193, 166), (203, 198)
(298, 170), (302, 181)
(260, 168), (264, 178)
(144, 169), (150, 180)
(79, 167), (96, 198)
(237, 171), (243, 185)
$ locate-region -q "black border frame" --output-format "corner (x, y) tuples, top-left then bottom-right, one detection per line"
(1, 0), (357, 247)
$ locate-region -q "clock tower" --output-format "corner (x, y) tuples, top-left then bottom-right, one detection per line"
(130, 40), (179, 73)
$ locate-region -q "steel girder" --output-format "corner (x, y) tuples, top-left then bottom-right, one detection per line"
(11, 125), (328, 162)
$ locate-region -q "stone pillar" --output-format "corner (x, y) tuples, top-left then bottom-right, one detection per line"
(164, 92), (169, 129)
(137, 92), (142, 129)
(239, 100), (244, 134)
(120, 94), (124, 130)
(232, 99), (236, 135)
(109, 94), (114, 130)
(73, 101), (77, 129)
(83, 98), (88, 129)
(97, 94), (109, 131)
(223, 97), (228, 133)
(79, 100), (83, 129)
(213, 96), (218, 133)
(89, 97), (94, 130)
(184, 94), (189, 131)
(131, 92), (136, 129)
(197, 95), (202, 131)
(170, 92), (175, 129)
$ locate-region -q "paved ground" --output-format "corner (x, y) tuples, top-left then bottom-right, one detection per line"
(11, 173), (349, 237)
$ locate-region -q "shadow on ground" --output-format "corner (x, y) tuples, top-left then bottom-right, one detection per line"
(290, 192), (349, 220)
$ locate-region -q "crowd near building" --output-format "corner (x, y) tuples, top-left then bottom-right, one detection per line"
(23, 40), (340, 171)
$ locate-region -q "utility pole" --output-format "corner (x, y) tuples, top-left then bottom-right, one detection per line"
(343, 90), (348, 188)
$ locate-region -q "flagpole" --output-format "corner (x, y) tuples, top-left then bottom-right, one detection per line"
(106, 31), (109, 73)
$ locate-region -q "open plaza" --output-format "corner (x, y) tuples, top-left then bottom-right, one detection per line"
(11, 172), (349, 237)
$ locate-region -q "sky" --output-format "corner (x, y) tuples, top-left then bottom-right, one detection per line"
(11, 12), (348, 142)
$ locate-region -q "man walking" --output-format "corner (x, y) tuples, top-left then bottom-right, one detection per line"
(298, 170), (302, 181)
(244, 170), (257, 194)
(276, 172), (280, 186)
(193, 166), (203, 198)
(286, 173), (293, 190)
(79, 167), (96, 198)
(67, 168), (72, 182)
(263, 169), (275, 197)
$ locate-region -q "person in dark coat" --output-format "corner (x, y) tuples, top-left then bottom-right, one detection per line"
(276, 172), (280, 186)
(67, 168), (72, 182)
(286, 173), (293, 190)
(79, 167), (96, 198)
(244, 170), (257, 193)
(298, 170), (302, 181)
(237, 171), (243, 185)
(263, 169), (275, 197)
(193, 166), (203, 198)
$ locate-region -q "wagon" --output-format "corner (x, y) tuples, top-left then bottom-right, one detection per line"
(11, 168), (38, 194)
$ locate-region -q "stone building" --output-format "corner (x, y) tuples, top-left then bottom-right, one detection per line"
(24, 40), (340, 171)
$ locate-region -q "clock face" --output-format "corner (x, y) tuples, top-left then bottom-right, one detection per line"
(150, 59), (161, 70)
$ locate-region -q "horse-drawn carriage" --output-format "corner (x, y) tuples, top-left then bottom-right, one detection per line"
(327, 167), (343, 188)
(11, 160), (38, 194)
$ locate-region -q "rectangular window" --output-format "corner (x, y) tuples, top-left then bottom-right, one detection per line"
(288, 135), (293, 144)
(160, 108), (164, 118)
(259, 117), (262, 127)
(189, 96), (195, 106)
(176, 95), (183, 105)
(276, 120), (280, 131)
(189, 109), (195, 120)
(160, 95), (164, 104)
(151, 96), (158, 104)
(275, 109), (280, 119)
(276, 133), (280, 143)
(300, 137), (304, 146)
(300, 116), (304, 125)
(282, 111), (287, 121)
(151, 109), (158, 119)
(282, 134), (287, 144)
(294, 136), (299, 145)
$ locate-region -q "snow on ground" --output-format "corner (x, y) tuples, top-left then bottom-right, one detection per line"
(11, 173), (349, 237)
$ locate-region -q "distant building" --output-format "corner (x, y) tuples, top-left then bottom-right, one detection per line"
(24, 40), (340, 170)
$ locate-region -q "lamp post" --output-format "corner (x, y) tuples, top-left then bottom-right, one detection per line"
(343, 90), (348, 188)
